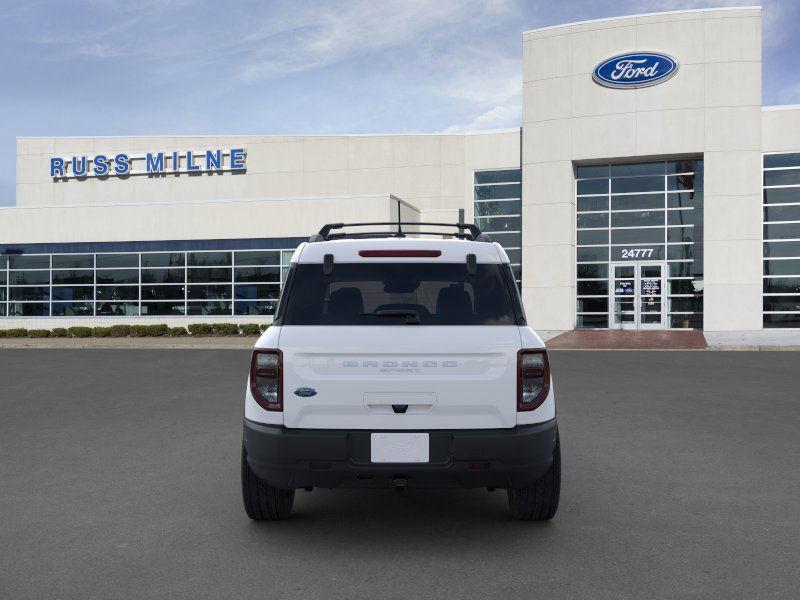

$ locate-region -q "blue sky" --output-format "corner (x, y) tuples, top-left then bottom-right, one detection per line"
(1, 0), (798, 206)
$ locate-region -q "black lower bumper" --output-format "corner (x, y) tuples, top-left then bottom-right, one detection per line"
(243, 419), (558, 490)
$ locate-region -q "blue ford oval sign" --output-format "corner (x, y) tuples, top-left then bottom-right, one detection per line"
(593, 52), (678, 89)
(293, 387), (317, 397)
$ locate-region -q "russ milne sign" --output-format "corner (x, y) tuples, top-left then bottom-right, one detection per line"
(592, 52), (678, 89)
(50, 148), (246, 179)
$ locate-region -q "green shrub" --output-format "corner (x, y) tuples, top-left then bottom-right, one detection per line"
(5, 328), (28, 337)
(50, 328), (69, 338)
(240, 324), (261, 335)
(67, 326), (92, 338)
(146, 324), (169, 337)
(130, 325), (148, 337)
(109, 324), (132, 337)
(168, 326), (188, 336)
(258, 324), (270, 333)
(212, 323), (239, 336)
(0, 330), (5, 338)
(28, 329), (51, 338)
(188, 323), (213, 336)
(92, 327), (113, 338)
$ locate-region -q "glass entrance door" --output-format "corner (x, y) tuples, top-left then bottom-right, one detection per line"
(611, 262), (666, 330)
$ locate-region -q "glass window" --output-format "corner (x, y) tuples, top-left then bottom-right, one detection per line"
(187, 252), (232, 266)
(576, 298), (608, 312)
(577, 197), (608, 212)
(96, 302), (139, 316)
(0, 255), (6, 269)
(282, 263), (518, 326)
(96, 254), (138, 268)
(764, 170), (800, 187)
(764, 223), (800, 240)
(611, 162), (664, 177)
(234, 251), (280, 266)
(504, 249), (521, 264)
(187, 285), (232, 300)
(234, 284), (281, 300)
(235, 301), (277, 316)
(611, 211), (664, 228)
(763, 241), (800, 258)
(577, 179), (608, 195)
(52, 286), (94, 301)
(611, 194), (664, 211)
(667, 209), (697, 226)
(52, 302), (93, 316)
(764, 153), (800, 168)
(576, 314), (608, 328)
(234, 266), (281, 282)
(187, 301), (232, 315)
(577, 247), (609, 262)
(475, 216), (520, 233)
(668, 262), (695, 277)
(95, 286), (139, 301)
(96, 269), (138, 284)
(141, 253), (185, 267)
(764, 314), (800, 327)
(577, 213), (608, 229)
(52, 270), (93, 284)
(0, 272), (5, 286)
(764, 259), (800, 276)
(576, 165), (608, 178)
(9, 255), (49, 269)
(669, 314), (703, 329)
(8, 302), (49, 316)
(474, 170), (520, 184)
(52, 254), (93, 269)
(763, 187), (800, 204)
(141, 285), (185, 300)
(474, 200), (521, 217)
(611, 176), (663, 194)
(10, 287), (50, 301)
(669, 297), (702, 312)
(187, 267), (231, 283)
(763, 296), (800, 312)
(611, 245), (665, 261)
(611, 228), (664, 245)
(667, 227), (694, 244)
(667, 245), (694, 261)
(577, 230), (608, 245)
(474, 184), (521, 200)
(763, 278), (800, 294)
(141, 268), (185, 284)
(577, 264), (608, 279)
(764, 205), (800, 222)
(667, 174), (700, 191)
(668, 280), (701, 295)
(577, 281), (608, 295)
(667, 191), (702, 209)
(486, 232), (520, 248)
(667, 160), (702, 174)
(140, 302), (185, 316)
(9, 271), (50, 285)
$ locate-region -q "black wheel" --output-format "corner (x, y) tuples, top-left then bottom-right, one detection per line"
(241, 445), (295, 520)
(507, 433), (561, 521)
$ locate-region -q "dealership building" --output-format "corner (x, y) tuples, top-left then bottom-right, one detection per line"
(2, 6), (800, 332)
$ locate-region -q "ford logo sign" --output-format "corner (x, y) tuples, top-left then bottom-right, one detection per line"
(593, 52), (678, 89)
(293, 387), (317, 397)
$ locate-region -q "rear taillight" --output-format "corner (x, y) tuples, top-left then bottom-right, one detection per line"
(250, 349), (282, 411)
(517, 349), (550, 411)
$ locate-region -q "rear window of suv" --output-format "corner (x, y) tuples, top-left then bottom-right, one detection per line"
(280, 263), (520, 325)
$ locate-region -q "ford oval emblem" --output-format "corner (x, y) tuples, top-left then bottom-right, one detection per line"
(593, 52), (678, 89)
(293, 387), (317, 397)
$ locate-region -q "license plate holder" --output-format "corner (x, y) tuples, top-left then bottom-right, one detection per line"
(370, 433), (429, 463)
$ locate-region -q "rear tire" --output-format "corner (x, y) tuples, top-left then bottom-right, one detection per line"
(241, 445), (295, 520)
(507, 433), (560, 521)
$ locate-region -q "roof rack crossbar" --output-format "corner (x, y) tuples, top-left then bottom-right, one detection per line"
(309, 222), (491, 243)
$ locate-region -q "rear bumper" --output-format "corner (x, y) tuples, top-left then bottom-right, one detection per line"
(243, 419), (558, 490)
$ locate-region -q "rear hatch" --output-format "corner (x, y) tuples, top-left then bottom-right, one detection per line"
(275, 250), (524, 430)
(280, 326), (521, 429)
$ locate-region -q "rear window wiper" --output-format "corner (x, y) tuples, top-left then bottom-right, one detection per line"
(360, 309), (420, 324)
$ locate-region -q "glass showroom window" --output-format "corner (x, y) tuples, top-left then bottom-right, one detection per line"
(0, 246), (295, 318)
(763, 152), (800, 328)
(575, 159), (704, 329)
(474, 169), (522, 286)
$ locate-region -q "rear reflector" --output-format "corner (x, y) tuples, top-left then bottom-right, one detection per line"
(359, 250), (442, 257)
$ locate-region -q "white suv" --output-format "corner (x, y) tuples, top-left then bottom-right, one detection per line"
(241, 222), (560, 520)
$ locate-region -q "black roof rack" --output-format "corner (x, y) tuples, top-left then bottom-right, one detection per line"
(309, 222), (492, 243)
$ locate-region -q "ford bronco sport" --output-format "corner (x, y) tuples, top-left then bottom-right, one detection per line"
(241, 222), (560, 520)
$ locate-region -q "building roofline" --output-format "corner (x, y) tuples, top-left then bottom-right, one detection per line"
(522, 5), (762, 36)
(16, 128), (520, 141)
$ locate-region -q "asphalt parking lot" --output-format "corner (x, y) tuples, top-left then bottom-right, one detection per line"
(1, 349), (798, 599)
